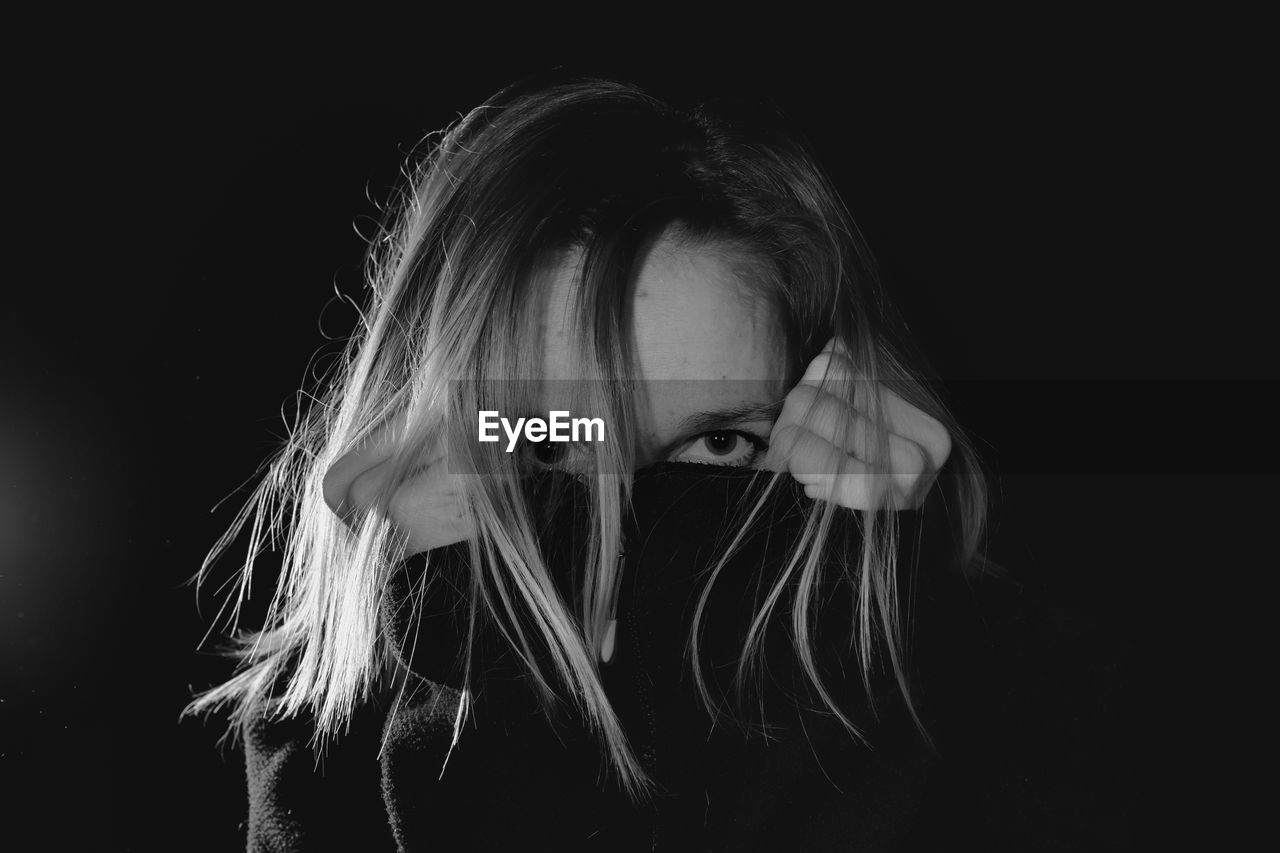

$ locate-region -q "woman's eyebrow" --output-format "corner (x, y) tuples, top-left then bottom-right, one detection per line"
(676, 399), (785, 436)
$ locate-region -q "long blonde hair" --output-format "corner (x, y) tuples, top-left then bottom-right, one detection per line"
(187, 73), (988, 798)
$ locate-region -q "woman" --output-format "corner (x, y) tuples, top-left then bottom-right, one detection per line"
(190, 73), (1111, 850)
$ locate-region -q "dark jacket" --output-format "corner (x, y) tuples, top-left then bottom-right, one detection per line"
(241, 465), (1132, 851)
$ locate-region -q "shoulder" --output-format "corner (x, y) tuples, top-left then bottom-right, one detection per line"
(909, 564), (1136, 849)
(240, 683), (406, 852)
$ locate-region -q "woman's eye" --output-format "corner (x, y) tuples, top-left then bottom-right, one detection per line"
(670, 431), (768, 468)
(520, 438), (570, 469)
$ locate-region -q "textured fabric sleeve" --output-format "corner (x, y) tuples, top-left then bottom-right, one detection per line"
(382, 544), (474, 689)
(242, 698), (400, 853)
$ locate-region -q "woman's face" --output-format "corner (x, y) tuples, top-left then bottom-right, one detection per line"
(539, 238), (789, 469)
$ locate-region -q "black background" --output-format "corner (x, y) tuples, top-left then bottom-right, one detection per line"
(2, 21), (1268, 850)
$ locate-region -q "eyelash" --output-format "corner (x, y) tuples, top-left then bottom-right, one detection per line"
(518, 430), (772, 470)
(680, 430), (770, 466)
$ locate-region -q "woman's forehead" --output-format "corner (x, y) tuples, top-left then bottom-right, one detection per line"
(535, 239), (789, 462)
(539, 239), (787, 384)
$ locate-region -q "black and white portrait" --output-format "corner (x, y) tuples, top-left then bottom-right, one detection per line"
(5, 22), (1263, 851)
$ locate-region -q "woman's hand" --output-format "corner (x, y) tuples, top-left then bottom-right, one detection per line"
(322, 414), (473, 558)
(763, 339), (952, 510)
